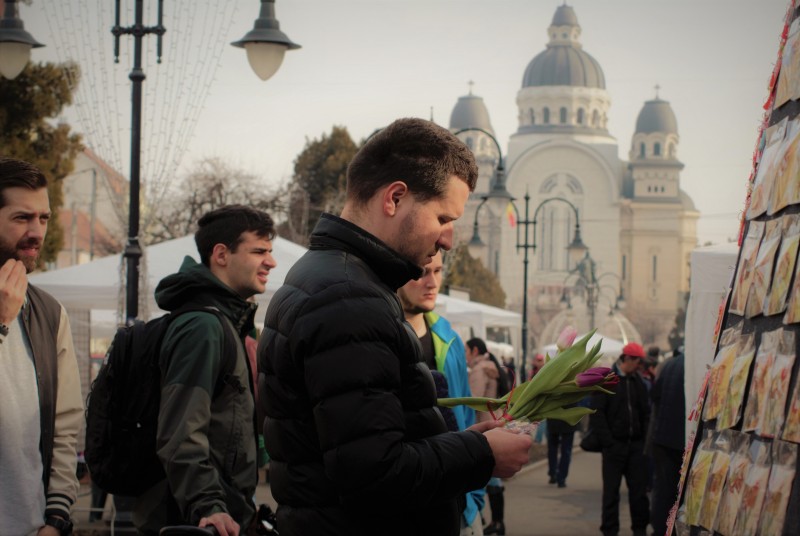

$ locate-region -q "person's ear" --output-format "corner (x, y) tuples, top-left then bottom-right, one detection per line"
(210, 243), (229, 267)
(382, 181), (409, 216)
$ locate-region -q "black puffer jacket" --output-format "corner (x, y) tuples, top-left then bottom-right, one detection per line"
(590, 363), (650, 447)
(258, 214), (495, 536)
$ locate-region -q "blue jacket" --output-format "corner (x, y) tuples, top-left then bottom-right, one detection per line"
(426, 312), (484, 527)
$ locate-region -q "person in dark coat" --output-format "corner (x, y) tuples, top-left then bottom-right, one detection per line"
(546, 415), (577, 488)
(590, 342), (651, 536)
(257, 118), (532, 536)
(649, 350), (685, 536)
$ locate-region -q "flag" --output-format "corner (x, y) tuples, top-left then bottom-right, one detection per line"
(506, 202), (516, 227)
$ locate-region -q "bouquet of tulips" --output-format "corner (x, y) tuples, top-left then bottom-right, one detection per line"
(439, 327), (618, 430)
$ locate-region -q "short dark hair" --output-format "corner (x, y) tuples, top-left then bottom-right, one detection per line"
(466, 337), (487, 355)
(0, 157), (48, 208)
(346, 118), (478, 206)
(195, 205), (276, 266)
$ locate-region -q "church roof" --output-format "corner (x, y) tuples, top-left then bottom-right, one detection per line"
(635, 98), (678, 134)
(680, 190), (696, 211)
(449, 92), (494, 134)
(522, 5), (606, 89)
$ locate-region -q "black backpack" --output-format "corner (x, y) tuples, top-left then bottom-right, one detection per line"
(487, 352), (511, 398)
(84, 306), (237, 496)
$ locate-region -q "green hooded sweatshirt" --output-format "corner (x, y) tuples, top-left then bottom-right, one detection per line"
(134, 256), (259, 534)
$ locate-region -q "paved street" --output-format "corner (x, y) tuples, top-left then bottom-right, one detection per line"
(74, 450), (640, 536)
(502, 450), (635, 536)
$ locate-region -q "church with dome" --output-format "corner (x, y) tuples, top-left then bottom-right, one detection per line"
(449, 3), (698, 352)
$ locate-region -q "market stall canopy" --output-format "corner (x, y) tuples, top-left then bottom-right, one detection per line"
(29, 234), (308, 316)
(684, 242), (738, 428)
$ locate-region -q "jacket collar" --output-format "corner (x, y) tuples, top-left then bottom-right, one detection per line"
(310, 213), (423, 291)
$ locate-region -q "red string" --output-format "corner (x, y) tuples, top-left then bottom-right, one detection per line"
(489, 367), (516, 422)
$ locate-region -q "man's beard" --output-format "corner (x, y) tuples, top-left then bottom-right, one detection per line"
(0, 238), (40, 273)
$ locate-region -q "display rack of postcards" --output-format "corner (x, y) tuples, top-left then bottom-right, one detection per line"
(669, 2), (800, 535)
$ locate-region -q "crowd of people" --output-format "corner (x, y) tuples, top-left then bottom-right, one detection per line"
(1, 117), (687, 536)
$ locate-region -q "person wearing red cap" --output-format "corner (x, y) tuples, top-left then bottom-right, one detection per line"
(588, 342), (651, 536)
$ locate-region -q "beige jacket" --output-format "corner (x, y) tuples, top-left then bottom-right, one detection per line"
(468, 353), (499, 423)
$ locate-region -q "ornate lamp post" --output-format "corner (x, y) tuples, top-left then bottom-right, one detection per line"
(232, 0), (301, 81)
(458, 126), (587, 380)
(0, 0), (44, 80)
(113, 0), (297, 323)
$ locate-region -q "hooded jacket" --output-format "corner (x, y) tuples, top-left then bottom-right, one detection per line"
(590, 362), (650, 447)
(258, 214), (495, 536)
(134, 256), (259, 534)
(425, 311), (484, 528)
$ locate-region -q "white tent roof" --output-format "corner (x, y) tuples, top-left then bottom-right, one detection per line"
(684, 243), (738, 431)
(29, 234), (309, 316)
(31, 235), (521, 347)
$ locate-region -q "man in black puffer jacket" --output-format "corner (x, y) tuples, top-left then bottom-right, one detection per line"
(590, 342), (651, 536)
(257, 118), (532, 536)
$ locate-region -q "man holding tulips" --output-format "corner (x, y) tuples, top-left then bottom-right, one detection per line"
(257, 118), (532, 536)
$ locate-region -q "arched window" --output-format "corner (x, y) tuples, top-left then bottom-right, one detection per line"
(560, 107), (567, 124)
(592, 110), (599, 126)
(640, 142), (645, 157)
(654, 142), (661, 156)
(543, 107), (550, 124)
(529, 108), (535, 125)
(466, 137), (474, 150)
(577, 108), (584, 124)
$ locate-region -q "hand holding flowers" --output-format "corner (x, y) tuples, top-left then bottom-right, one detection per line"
(439, 328), (618, 430)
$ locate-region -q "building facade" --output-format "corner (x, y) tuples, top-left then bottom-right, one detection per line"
(450, 4), (698, 349)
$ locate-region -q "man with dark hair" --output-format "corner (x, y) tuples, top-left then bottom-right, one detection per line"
(0, 157), (83, 536)
(259, 117), (531, 536)
(134, 204), (277, 536)
(590, 342), (651, 536)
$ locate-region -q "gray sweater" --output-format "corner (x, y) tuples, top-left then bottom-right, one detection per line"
(0, 317), (46, 535)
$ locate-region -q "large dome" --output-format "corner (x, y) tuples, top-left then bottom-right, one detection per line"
(449, 92), (494, 134)
(635, 98), (678, 134)
(521, 5), (606, 89)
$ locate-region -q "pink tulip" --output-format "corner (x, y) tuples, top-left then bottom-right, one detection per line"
(575, 367), (612, 387)
(556, 326), (578, 351)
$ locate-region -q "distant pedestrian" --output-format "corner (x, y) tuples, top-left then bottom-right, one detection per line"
(546, 415), (577, 488)
(649, 349), (685, 536)
(589, 342), (650, 536)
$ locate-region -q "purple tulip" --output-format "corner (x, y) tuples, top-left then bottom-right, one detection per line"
(575, 367), (612, 387)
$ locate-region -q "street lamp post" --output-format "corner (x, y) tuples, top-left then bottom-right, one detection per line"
(113, 0), (297, 323)
(232, 0), (301, 81)
(458, 125), (588, 380)
(0, 0), (44, 80)
(112, 0), (166, 323)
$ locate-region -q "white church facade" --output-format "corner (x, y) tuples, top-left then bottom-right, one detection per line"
(449, 4), (698, 349)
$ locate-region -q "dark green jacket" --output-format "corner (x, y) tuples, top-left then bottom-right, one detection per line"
(134, 256), (259, 534)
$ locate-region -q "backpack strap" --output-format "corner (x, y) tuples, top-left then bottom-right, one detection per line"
(166, 306), (241, 399)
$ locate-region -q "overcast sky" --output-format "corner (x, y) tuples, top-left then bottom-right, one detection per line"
(23, 0), (790, 245)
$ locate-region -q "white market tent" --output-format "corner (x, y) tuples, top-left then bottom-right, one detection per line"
(31, 235), (521, 347)
(684, 243), (738, 427)
(30, 234), (309, 322)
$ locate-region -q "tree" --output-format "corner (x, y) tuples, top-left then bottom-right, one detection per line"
(285, 126), (358, 243)
(0, 61), (83, 266)
(146, 157), (283, 243)
(443, 245), (506, 308)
